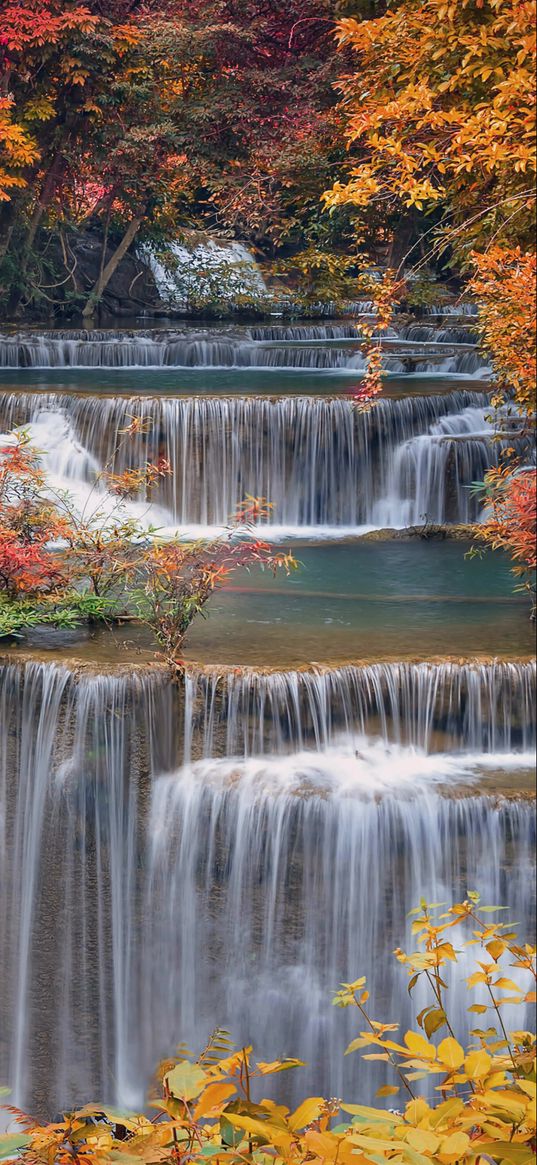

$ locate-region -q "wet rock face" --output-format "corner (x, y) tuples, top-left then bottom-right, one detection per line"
(58, 229), (162, 319)
(17, 227), (161, 322)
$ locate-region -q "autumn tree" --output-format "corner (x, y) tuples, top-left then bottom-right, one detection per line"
(3, 896), (535, 1165)
(325, 0), (536, 259)
(324, 0), (536, 580)
(0, 0), (347, 319)
(0, 430), (296, 656)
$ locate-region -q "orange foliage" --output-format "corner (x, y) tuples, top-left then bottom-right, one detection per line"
(0, 438), (69, 596)
(469, 247), (536, 413)
(355, 271), (406, 406)
(480, 468), (537, 574)
(324, 0), (536, 253)
(0, 431), (296, 656)
(0, 2), (100, 201)
(324, 1), (536, 583)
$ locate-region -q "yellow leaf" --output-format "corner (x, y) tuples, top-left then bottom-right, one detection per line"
(467, 971), (488, 987)
(376, 1085), (400, 1098)
(476, 1142), (535, 1164)
(304, 1130), (340, 1160)
(486, 939), (506, 960)
(437, 1038), (465, 1069)
(342, 1103), (403, 1123)
(288, 1097), (325, 1131)
(464, 1049), (492, 1078)
(438, 1131), (470, 1161)
(403, 1032), (436, 1060)
(192, 1082), (236, 1119)
(405, 1098), (431, 1123)
(225, 1113), (293, 1153)
(165, 1062), (208, 1100)
(405, 1128), (441, 1154)
(429, 1098), (464, 1128)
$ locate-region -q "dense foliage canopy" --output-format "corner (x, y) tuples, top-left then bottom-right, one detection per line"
(325, 0), (536, 259)
(0, 0), (349, 315)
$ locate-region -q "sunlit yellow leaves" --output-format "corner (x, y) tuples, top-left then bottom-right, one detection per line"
(288, 1097), (325, 1131)
(468, 970), (490, 987)
(225, 1112), (294, 1154)
(403, 1031), (436, 1060)
(437, 1130), (470, 1161)
(405, 1126), (441, 1154)
(327, 0), (536, 257)
(494, 977), (523, 992)
(464, 1049), (493, 1079)
(10, 898), (537, 1165)
(165, 1061), (208, 1100)
(192, 1081), (236, 1119)
(437, 1037), (465, 1069)
(487, 938), (507, 960)
(256, 1056), (305, 1074)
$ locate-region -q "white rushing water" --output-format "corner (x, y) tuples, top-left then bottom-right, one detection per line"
(0, 309), (531, 1128)
(0, 323), (490, 374)
(141, 238), (269, 310)
(0, 661), (534, 1115)
(0, 389), (517, 531)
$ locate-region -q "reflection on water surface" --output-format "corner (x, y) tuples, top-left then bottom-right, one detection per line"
(6, 542), (533, 667)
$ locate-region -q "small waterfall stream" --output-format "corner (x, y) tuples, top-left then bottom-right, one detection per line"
(0, 661), (534, 1115)
(0, 390), (518, 528)
(0, 324), (489, 374)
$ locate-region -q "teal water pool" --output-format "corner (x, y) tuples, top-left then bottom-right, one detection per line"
(0, 367), (488, 398)
(8, 541), (533, 667)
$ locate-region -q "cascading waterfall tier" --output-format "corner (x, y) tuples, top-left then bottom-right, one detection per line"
(183, 660), (536, 758)
(0, 324), (487, 373)
(0, 389), (518, 527)
(0, 328), (367, 370)
(399, 324), (478, 346)
(0, 659), (534, 1116)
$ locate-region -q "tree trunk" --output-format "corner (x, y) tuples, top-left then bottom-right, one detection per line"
(81, 212), (145, 322)
(6, 151), (67, 316)
(25, 152), (65, 255)
(0, 201), (16, 262)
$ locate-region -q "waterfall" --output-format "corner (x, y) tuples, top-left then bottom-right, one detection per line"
(399, 324), (478, 346)
(145, 770), (534, 1112)
(423, 303), (478, 316)
(0, 330), (365, 370)
(370, 403), (513, 527)
(0, 663), (175, 1115)
(0, 660), (534, 1115)
(0, 328), (487, 372)
(141, 238), (268, 309)
(1, 389), (512, 529)
(183, 661), (536, 757)
(248, 324), (362, 341)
